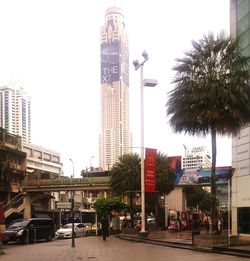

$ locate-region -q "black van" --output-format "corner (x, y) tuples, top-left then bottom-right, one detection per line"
(2, 218), (54, 244)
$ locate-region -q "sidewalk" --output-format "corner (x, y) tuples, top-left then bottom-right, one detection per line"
(1, 231), (250, 260)
(1, 235), (245, 261)
(118, 229), (250, 258)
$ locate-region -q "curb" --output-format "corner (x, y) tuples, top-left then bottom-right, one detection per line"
(118, 234), (250, 259)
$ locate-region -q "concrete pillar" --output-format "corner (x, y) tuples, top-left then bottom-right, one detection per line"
(231, 206), (238, 236)
(23, 193), (31, 219)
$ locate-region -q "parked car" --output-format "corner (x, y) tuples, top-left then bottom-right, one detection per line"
(2, 218), (54, 244)
(55, 223), (89, 239)
(84, 223), (101, 236)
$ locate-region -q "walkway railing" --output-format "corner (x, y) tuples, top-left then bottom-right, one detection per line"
(23, 176), (110, 186)
(3, 192), (24, 218)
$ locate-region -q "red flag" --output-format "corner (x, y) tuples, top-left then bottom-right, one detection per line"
(145, 148), (157, 192)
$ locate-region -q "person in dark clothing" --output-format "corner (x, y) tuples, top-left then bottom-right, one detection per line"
(100, 215), (109, 240)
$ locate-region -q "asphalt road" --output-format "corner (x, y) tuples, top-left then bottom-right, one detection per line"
(1, 235), (248, 261)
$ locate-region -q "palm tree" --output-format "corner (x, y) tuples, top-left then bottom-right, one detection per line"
(110, 153), (141, 227)
(185, 187), (212, 212)
(167, 33), (250, 233)
(156, 152), (175, 196)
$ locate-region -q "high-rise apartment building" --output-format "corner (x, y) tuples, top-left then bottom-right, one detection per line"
(0, 84), (31, 143)
(99, 7), (131, 170)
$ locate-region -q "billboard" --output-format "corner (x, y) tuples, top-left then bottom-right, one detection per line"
(101, 41), (120, 84)
(176, 166), (233, 186)
(120, 41), (129, 86)
(167, 156), (183, 184)
(167, 156), (182, 170)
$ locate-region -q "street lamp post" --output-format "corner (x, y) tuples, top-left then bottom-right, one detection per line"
(183, 144), (187, 169)
(69, 158), (75, 248)
(133, 51), (157, 235)
(69, 158), (75, 178)
(89, 155), (94, 184)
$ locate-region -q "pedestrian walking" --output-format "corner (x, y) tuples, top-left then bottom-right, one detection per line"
(100, 215), (109, 240)
(203, 213), (210, 234)
(218, 217), (223, 234)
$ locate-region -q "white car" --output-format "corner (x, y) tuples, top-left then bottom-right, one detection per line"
(55, 223), (89, 239)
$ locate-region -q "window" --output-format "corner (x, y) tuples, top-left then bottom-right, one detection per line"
(34, 150), (42, 159)
(52, 155), (59, 163)
(44, 153), (51, 161)
(238, 207), (250, 234)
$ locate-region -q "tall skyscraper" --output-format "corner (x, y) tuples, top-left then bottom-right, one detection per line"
(0, 83), (31, 143)
(99, 7), (131, 170)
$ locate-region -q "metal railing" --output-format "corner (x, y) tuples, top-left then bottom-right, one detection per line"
(3, 192), (24, 213)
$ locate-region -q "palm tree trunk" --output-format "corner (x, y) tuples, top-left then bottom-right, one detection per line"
(211, 127), (217, 233)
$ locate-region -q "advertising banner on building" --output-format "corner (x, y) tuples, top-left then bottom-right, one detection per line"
(167, 156), (182, 171)
(167, 156), (183, 184)
(145, 148), (156, 192)
(175, 166), (233, 186)
(101, 41), (120, 84)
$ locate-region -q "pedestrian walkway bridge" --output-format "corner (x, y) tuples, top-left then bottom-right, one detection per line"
(3, 177), (111, 218)
(22, 176), (111, 192)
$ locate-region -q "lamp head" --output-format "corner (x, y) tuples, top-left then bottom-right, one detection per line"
(133, 59), (139, 69)
(142, 50), (148, 60)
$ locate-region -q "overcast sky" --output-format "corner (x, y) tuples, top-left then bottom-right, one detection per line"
(0, 0), (230, 177)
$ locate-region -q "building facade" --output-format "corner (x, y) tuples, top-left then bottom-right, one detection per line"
(183, 146), (211, 170)
(231, 0), (250, 236)
(0, 127), (26, 203)
(99, 7), (132, 171)
(22, 142), (63, 179)
(0, 84), (31, 143)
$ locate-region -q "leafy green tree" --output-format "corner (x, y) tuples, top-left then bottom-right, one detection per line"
(167, 33), (250, 233)
(154, 152), (175, 227)
(93, 196), (126, 218)
(110, 152), (175, 228)
(156, 152), (176, 195)
(110, 153), (141, 226)
(185, 187), (212, 212)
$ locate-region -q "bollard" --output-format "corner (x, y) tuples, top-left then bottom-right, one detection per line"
(34, 229), (36, 244)
(26, 229), (29, 244)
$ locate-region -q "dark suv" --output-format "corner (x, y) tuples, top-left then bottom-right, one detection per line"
(2, 218), (54, 244)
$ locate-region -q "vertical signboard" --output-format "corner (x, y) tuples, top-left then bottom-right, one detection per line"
(167, 156), (182, 170)
(167, 156), (183, 184)
(101, 41), (120, 84)
(145, 148), (157, 192)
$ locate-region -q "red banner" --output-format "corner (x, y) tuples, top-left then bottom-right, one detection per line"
(167, 156), (182, 170)
(145, 148), (157, 192)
